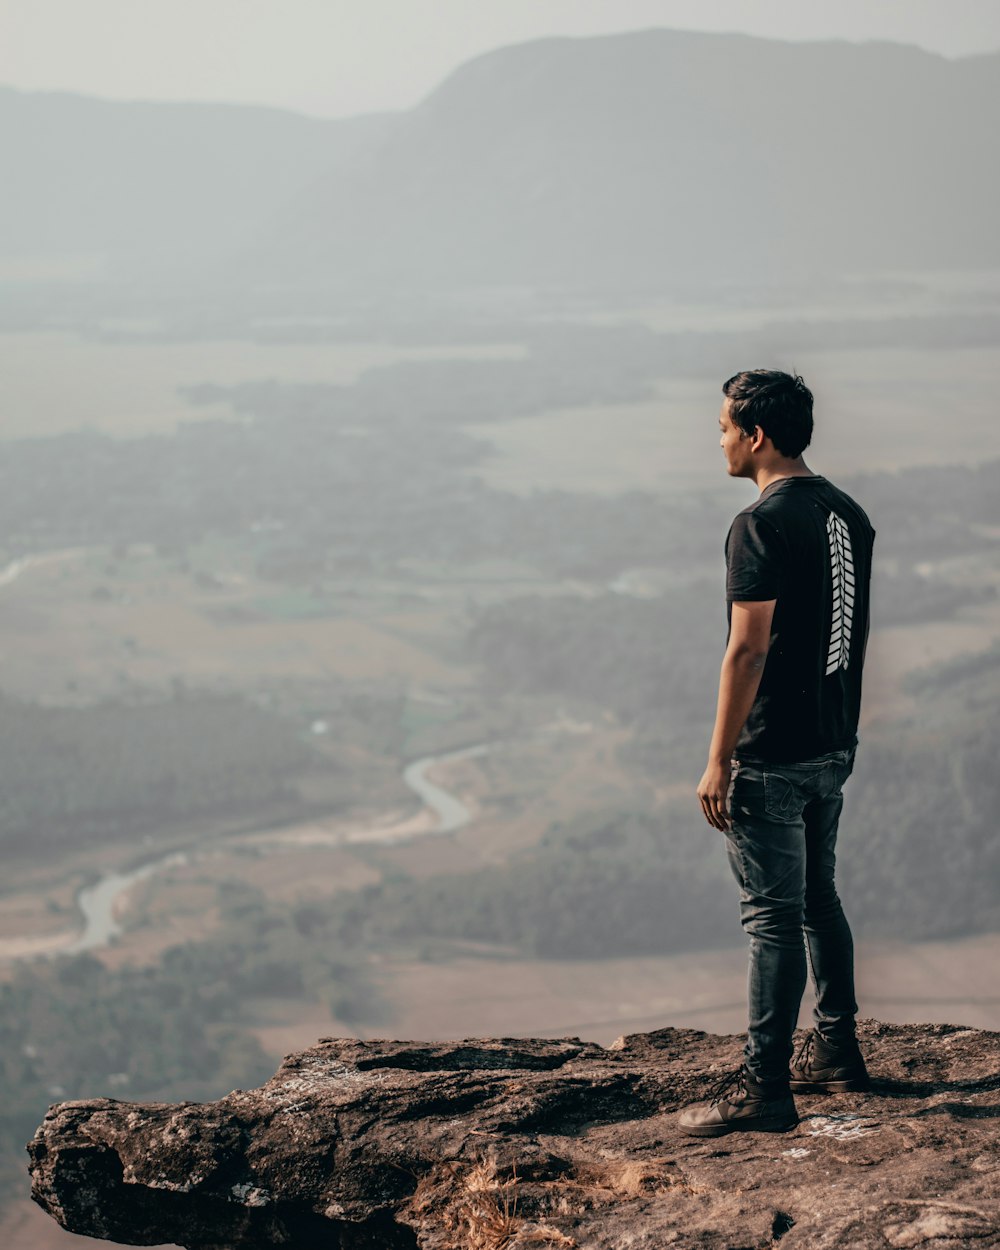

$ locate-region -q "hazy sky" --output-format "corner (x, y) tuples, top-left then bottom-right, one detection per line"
(5, 0), (1000, 118)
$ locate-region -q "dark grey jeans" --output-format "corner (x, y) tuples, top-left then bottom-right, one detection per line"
(724, 745), (859, 1088)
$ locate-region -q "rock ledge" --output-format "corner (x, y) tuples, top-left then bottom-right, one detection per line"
(28, 1020), (1000, 1249)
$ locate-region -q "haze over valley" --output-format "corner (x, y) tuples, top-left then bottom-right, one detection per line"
(1, 25), (999, 1248)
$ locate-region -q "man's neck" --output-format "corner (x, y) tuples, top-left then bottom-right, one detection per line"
(753, 458), (815, 493)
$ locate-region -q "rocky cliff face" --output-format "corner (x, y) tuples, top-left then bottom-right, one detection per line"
(27, 1020), (1000, 1249)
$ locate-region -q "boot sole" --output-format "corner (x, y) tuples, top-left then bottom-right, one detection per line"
(680, 1117), (799, 1137)
(790, 1077), (870, 1093)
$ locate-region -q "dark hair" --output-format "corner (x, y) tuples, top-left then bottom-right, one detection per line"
(722, 369), (814, 458)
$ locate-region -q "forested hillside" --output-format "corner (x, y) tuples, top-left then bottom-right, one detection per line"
(0, 692), (313, 849)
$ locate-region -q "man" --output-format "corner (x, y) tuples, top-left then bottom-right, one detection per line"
(679, 369), (875, 1137)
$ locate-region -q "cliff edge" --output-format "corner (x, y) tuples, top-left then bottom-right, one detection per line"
(27, 1020), (1000, 1249)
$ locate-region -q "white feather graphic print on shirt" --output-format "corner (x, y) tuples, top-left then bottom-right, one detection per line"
(826, 512), (855, 675)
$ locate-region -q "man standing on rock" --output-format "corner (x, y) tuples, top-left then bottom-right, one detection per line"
(680, 369), (874, 1137)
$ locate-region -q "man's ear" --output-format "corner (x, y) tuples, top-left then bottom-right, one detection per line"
(749, 425), (768, 453)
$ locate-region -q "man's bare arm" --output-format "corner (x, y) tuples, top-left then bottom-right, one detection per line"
(697, 599), (776, 831)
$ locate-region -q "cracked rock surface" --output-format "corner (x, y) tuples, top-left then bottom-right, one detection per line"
(27, 1020), (1000, 1249)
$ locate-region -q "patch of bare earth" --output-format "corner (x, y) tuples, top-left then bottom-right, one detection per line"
(356, 933), (1000, 1049)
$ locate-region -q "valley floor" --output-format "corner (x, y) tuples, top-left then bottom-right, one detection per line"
(258, 930), (1000, 1054)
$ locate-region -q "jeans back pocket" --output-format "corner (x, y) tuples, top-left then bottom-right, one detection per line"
(763, 770), (802, 821)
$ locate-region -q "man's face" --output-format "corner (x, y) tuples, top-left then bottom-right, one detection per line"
(719, 399), (754, 478)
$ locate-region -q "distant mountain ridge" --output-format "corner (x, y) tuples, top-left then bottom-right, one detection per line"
(4, 29), (999, 291)
(263, 28), (998, 291)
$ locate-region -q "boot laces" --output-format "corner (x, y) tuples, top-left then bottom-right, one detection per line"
(705, 1067), (747, 1107)
(793, 1031), (817, 1070)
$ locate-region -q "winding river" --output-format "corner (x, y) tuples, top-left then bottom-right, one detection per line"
(1, 742), (492, 962)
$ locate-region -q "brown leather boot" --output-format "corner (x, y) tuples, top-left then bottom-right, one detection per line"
(789, 1030), (870, 1093)
(677, 1067), (799, 1137)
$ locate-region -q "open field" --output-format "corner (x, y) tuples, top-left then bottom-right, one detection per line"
(0, 543), (474, 704)
(353, 931), (1000, 1047)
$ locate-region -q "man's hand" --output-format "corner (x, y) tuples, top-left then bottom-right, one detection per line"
(697, 599), (775, 833)
(697, 759), (732, 831)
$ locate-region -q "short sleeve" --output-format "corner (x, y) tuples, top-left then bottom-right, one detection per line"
(725, 510), (784, 601)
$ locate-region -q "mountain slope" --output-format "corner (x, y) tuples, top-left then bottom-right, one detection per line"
(250, 29), (1000, 291)
(0, 86), (396, 278)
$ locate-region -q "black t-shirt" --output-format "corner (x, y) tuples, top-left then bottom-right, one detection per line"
(725, 475), (875, 763)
